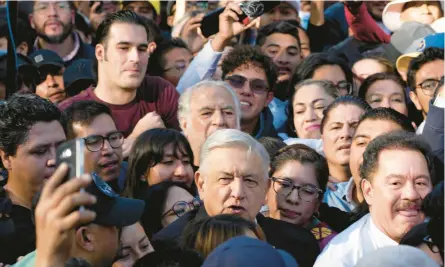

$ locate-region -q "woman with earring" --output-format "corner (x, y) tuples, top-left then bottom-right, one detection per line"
(265, 144), (337, 249)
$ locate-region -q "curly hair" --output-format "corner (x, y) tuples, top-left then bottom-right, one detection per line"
(0, 93), (63, 156)
(221, 45), (278, 91)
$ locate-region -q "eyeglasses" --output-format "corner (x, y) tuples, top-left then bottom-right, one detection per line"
(84, 132), (124, 152)
(162, 198), (201, 218)
(423, 235), (443, 254)
(416, 78), (442, 97)
(335, 81), (353, 95)
(270, 177), (323, 203)
(34, 1), (70, 13)
(224, 75), (269, 94)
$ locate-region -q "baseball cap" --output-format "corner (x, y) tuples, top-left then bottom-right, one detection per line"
(396, 33), (444, 73)
(63, 59), (95, 92)
(121, 1), (160, 14)
(29, 49), (64, 69)
(85, 173), (145, 227)
(383, 0), (445, 32)
(202, 236), (299, 267)
(355, 245), (439, 267)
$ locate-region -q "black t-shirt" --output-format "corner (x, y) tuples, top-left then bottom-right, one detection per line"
(0, 192), (35, 264)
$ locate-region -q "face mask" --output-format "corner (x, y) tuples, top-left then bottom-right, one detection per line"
(299, 11), (311, 30)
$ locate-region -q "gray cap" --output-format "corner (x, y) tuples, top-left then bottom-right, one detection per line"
(390, 21), (436, 53)
(355, 245), (440, 267)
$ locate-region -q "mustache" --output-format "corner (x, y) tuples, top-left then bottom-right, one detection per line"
(396, 200), (422, 211)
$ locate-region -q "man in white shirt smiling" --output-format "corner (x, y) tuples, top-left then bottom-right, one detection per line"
(314, 131), (434, 267)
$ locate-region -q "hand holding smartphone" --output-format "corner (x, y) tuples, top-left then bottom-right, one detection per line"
(56, 138), (85, 181)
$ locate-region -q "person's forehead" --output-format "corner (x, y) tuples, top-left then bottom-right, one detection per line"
(190, 87), (236, 109)
(375, 148), (429, 175)
(21, 121), (66, 149)
(356, 119), (402, 139)
(327, 105), (363, 123)
(231, 63), (268, 80)
(416, 59), (444, 80)
(73, 114), (117, 137)
(127, 1), (151, 8)
(263, 33), (299, 47)
(107, 22), (148, 43)
(294, 84), (330, 102)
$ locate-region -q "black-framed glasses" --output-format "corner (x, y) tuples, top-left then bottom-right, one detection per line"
(423, 235), (443, 254)
(270, 177), (323, 203)
(84, 132), (124, 152)
(335, 81), (353, 95)
(162, 198), (201, 218)
(224, 75), (269, 94)
(417, 78), (442, 97)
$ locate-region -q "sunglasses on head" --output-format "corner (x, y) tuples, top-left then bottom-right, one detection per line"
(224, 75), (269, 94)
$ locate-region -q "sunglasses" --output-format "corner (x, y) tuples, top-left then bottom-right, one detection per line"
(224, 75), (269, 94)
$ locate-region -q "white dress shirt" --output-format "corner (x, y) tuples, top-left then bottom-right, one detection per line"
(313, 214), (398, 267)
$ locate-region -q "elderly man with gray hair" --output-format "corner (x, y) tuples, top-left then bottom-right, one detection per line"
(178, 80), (241, 167)
(152, 129), (320, 267)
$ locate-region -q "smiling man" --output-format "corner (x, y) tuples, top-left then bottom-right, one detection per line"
(314, 132), (434, 267)
(221, 45), (279, 139)
(59, 10), (180, 158)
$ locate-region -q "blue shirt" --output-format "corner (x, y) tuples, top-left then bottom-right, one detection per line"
(323, 178), (357, 212)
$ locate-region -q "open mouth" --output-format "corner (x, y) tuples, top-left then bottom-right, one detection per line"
(100, 160), (118, 171)
(338, 144), (351, 151)
(228, 205), (246, 214)
(240, 101), (252, 108)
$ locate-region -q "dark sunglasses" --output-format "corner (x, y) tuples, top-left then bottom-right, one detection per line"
(38, 65), (63, 84)
(224, 75), (269, 94)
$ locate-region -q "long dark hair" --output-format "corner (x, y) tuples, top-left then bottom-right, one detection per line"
(139, 181), (195, 239)
(123, 128), (194, 198)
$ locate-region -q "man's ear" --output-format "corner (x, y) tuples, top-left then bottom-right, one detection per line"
(95, 44), (105, 62)
(361, 179), (374, 206)
(0, 150), (12, 171)
(195, 170), (205, 201)
(179, 117), (187, 132)
(148, 42), (157, 54)
(29, 14), (35, 30)
(409, 91), (422, 111)
(75, 226), (95, 252)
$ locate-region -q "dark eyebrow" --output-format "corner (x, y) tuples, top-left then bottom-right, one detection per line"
(139, 236), (148, 244)
(353, 134), (370, 140)
(286, 46), (299, 51)
(266, 44), (280, 49)
(117, 41), (149, 47)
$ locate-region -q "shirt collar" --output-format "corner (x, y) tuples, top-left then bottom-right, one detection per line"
(34, 32), (80, 62)
(344, 177), (356, 204)
(368, 214), (399, 246)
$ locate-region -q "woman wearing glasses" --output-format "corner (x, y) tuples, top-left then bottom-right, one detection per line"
(266, 144), (337, 249)
(137, 181), (199, 239)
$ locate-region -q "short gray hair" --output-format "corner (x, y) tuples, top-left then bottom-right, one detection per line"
(199, 129), (270, 180)
(178, 80), (241, 128)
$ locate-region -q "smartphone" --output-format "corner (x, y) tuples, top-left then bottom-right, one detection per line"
(56, 138), (85, 182)
(200, 1), (281, 38)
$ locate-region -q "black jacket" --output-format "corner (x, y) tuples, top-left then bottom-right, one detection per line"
(254, 108), (279, 139)
(152, 207), (320, 267)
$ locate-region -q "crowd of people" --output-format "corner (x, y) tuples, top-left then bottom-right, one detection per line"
(0, 0), (443, 266)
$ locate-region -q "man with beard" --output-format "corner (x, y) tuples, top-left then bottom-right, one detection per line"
(62, 100), (125, 193)
(314, 132), (434, 267)
(30, 1), (94, 66)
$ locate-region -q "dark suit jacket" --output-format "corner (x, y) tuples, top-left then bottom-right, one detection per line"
(152, 207), (320, 267)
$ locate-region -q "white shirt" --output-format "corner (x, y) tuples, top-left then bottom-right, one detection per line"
(313, 214), (398, 267)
